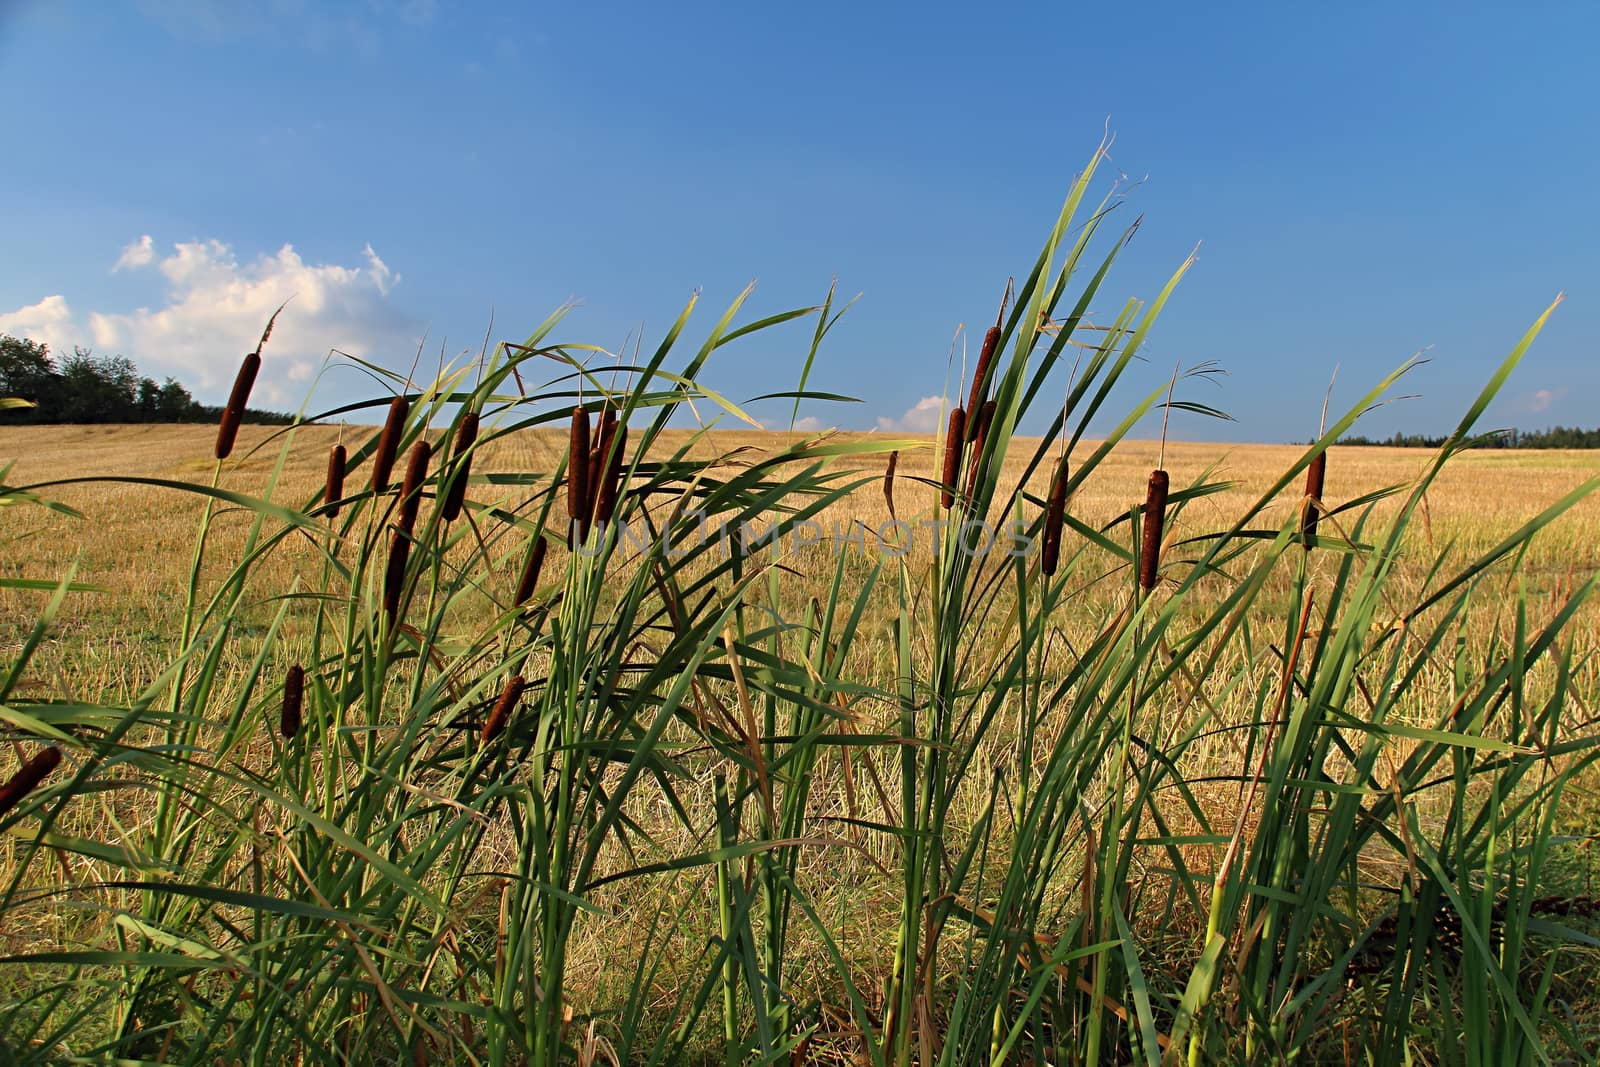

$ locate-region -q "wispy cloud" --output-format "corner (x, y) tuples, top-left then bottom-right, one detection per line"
(113, 235), (156, 272)
(876, 395), (946, 433)
(1519, 386), (1566, 416)
(2, 236), (419, 408)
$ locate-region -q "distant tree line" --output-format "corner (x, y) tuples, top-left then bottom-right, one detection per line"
(0, 334), (292, 425)
(1338, 426), (1600, 449)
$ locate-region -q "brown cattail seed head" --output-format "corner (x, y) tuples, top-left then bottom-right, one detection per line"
(281, 664), (304, 739)
(567, 406), (592, 541)
(514, 535), (548, 607)
(324, 444), (347, 518)
(588, 409), (611, 502)
(383, 529), (411, 621)
(440, 411), (479, 522)
(482, 674), (527, 743)
(941, 407), (966, 510)
(1041, 454), (1070, 577)
(883, 450), (899, 519)
(1302, 451), (1327, 547)
(966, 326), (1002, 434)
(587, 421), (608, 520)
(397, 439), (432, 538)
(1139, 468), (1170, 592)
(215, 352), (261, 460)
(371, 395), (410, 493)
(0, 746), (62, 819)
(595, 424), (627, 527)
(966, 400), (997, 497)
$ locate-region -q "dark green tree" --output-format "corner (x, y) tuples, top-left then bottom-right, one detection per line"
(155, 377), (199, 420)
(57, 349), (139, 422)
(0, 334), (62, 416)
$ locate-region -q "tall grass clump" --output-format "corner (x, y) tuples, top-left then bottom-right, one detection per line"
(1, 138), (1597, 1065)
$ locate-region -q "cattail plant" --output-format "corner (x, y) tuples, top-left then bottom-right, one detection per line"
(594, 422), (627, 528)
(965, 296), (1007, 436)
(0, 145), (1580, 1067)
(513, 535), (548, 607)
(324, 444), (347, 518)
(589, 407), (617, 523)
(370, 395), (410, 493)
(0, 746), (62, 818)
(397, 440), (431, 539)
(281, 664), (304, 739)
(1138, 468), (1170, 592)
(1301, 451), (1327, 547)
(965, 399), (997, 498)
(383, 529), (410, 621)
(967, 325), (1000, 413)
(567, 406), (591, 541)
(883, 449), (899, 519)
(481, 674), (527, 743)
(1041, 453), (1070, 577)
(215, 352), (260, 460)
(439, 411), (479, 523)
(941, 406), (966, 509)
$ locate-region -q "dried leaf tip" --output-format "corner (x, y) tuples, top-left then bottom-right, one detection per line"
(1138, 469), (1170, 592)
(255, 302), (286, 352)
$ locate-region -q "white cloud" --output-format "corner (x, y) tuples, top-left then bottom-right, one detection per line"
(876, 395), (947, 433)
(114, 235), (156, 271)
(363, 243), (397, 296)
(0, 295), (88, 356)
(1504, 386), (1568, 417)
(1527, 387), (1562, 414)
(2, 236), (417, 408)
(791, 415), (825, 432)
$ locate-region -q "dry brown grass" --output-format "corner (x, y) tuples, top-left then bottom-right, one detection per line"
(5, 421), (1598, 688)
(5, 417), (1596, 785)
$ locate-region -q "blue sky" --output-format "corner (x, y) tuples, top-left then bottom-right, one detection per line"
(2, 1), (1595, 441)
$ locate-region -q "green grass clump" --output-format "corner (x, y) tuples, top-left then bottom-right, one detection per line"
(2, 140), (1598, 1065)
